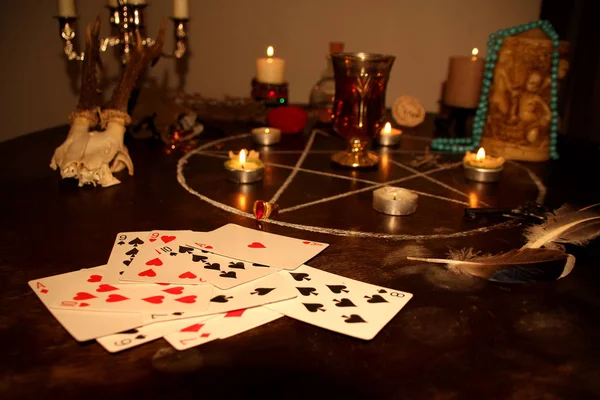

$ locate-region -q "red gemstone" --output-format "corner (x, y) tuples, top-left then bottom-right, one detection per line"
(255, 201), (265, 219)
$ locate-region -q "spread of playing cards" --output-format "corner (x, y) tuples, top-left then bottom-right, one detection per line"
(29, 224), (413, 352)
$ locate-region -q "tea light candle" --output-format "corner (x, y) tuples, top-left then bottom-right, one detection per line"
(256, 46), (285, 84)
(373, 186), (418, 216)
(252, 127), (281, 146)
(463, 147), (505, 182)
(377, 122), (402, 146)
(443, 48), (485, 109)
(224, 149), (265, 183)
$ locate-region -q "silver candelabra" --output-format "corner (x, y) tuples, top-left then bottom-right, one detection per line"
(56, 1), (188, 64)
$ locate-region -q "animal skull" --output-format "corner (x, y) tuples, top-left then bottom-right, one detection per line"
(50, 18), (165, 187)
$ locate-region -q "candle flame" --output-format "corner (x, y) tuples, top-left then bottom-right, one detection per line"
(383, 122), (392, 134)
(266, 46), (274, 57)
(239, 149), (247, 167)
(265, 128), (270, 134)
(471, 48), (479, 61)
(476, 147), (486, 160)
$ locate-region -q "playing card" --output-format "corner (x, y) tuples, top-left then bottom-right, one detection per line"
(28, 267), (145, 341)
(164, 307), (282, 351)
(96, 315), (215, 353)
(215, 306), (282, 339)
(119, 231), (278, 289)
(186, 224), (329, 270)
(267, 265), (413, 340)
(162, 316), (220, 351)
(200, 272), (296, 316)
(49, 282), (213, 314)
(103, 231), (151, 284)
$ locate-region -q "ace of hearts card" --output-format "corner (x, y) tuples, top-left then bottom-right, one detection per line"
(186, 224), (329, 270)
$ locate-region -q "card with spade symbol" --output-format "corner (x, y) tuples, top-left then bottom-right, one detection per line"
(96, 315), (215, 353)
(185, 224), (329, 270)
(49, 279), (213, 314)
(195, 272), (296, 317)
(164, 307), (283, 351)
(28, 266), (146, 341)
(103, 231), (152, 284)
(267, 265), (413, 340)
(119, 230), (278, 290)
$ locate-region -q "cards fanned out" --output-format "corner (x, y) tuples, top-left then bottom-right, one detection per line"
(29, 224), (414, 353)
(119, 230), (279, 289)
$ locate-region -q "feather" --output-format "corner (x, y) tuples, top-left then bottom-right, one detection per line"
(407, 248), (571, 283)
(523, 204), (600, 249)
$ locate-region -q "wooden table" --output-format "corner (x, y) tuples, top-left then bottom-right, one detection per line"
(2, 117), (600, 399)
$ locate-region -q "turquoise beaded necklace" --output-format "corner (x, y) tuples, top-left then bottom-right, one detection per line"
(431, 20), (561, 160)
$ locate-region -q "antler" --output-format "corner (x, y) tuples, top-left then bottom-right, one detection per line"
(77, 16), (102, 111)
(104, 19), (166, 112)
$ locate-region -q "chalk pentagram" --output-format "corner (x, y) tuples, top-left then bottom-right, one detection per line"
(177, 130), (545, 240)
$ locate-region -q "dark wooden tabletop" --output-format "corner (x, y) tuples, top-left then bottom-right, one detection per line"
(1, 116), (600, 400)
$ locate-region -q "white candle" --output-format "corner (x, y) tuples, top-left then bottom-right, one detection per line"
(256, 46), (286, 84)
(252, 127), (281, 146)
(372, 187), (418, 216)
(377, 122), (402, 146)
(57, 0), (77, 17)
(173, 0), (189, 18)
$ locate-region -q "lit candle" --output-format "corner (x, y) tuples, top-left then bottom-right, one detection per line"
(463, 147), (505, 182)
(373, 186), (418, 216)
(443, 48), (485, 109)
(252, 127), (281, 146)
(256, 46), (286, 85)
(377, 122), (402, 146)
(224, 149), (265, 183)
(57, 0), (77, 17)
(173, 0), (189, 19)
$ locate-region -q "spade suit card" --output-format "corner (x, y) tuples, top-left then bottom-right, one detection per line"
(49, 280), (213, 314)
(267, 265), (413, 340)
(119, 230), (278, 289)
(186, 224), (329, 270)
(198, 272), (296, 317)
(164, 307), (283, 351)
(28, 267), (146, 341)
(103, 231), (152, 284)
(97, 315), (215, 353)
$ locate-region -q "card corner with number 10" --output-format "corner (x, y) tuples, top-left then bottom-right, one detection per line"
(186, 224), (330, 270)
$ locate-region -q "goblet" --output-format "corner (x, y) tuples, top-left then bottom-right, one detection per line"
(331, 52), (395, 167)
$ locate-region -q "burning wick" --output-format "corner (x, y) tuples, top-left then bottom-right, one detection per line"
(239, 149), (247, 170)
(476, 147), (486, 160)
(383, 122), (392, 135)
(266, 46), (274, 57)
(471, 48), (479, 61)
(393, 192), (397, 201)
